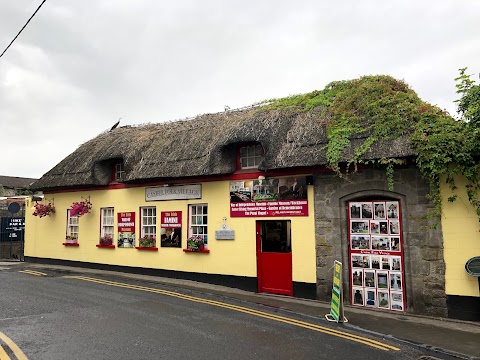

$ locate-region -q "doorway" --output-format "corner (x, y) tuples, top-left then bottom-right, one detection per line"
(256, 220), (293, 296)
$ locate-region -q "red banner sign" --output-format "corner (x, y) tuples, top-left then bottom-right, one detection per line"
(230, 200), (308, 217)
(161, 211), (182, 228)
(117, 212), (135, 232)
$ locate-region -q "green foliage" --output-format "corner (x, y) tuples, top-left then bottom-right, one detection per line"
(261, 72), (480, 223)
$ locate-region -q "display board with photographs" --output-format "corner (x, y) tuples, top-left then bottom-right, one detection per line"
(348, 200), (405, 312)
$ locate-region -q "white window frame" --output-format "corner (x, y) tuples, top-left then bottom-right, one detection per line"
(67, 209), (79, 239)
(239, 144), (263, 169)
(189, 204), (208, 244)
(115, 162), (125, 181)
(141, 207), (156, 238)
(101, 207), (114, 238)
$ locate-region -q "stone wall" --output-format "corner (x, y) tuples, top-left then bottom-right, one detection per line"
(314, 166), (447, 317)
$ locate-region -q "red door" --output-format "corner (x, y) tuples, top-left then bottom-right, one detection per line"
(256, 220), (293, 296)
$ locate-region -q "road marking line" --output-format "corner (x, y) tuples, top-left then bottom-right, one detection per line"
(0, 332), (28, 360)
(24, 270), (47, 276)
(18, 270), (44, 277)
(0, 344), (11, 360)
(65, 275), (399, 351)
(71, 275), (399, 351)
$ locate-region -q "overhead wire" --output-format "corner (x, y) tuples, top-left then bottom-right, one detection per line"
(0, 0), (48, 59)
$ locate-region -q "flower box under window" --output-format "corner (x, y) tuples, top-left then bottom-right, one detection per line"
(96, 244), (115, 249)
(135, 246), (158, 251)
(63, 242), (79, 247)
(182, 248), (210, 253)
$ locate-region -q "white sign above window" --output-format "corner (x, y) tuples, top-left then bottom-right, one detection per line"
(146, 184), (202, 201)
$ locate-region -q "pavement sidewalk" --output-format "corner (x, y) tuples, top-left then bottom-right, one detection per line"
(4, 261), (480, 359)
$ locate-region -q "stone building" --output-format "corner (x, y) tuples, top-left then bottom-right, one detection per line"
(26, 76), (479, 321)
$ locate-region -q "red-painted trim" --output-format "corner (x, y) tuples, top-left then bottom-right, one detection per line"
(183, 249), (210, 253)
(96, 244), (115, 248)
(63, 243), (79, 247)
(135, 246), (158, 251)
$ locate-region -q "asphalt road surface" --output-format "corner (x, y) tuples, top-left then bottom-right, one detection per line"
(0, 268), (446, 360)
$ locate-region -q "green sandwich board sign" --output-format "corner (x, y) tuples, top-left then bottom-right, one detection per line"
(325, 260), (347, 323)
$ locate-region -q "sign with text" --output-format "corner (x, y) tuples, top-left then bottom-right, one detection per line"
(229, 177), (308, 217)
(230, 200), (308, 217)
(160, 211), (182, 248)
(117, 212), (135, 247)
(117, 212), (135, 232)
(161, 211), (182, 228)
(146, 184), (201, 201)
(0, 217), (25, 241)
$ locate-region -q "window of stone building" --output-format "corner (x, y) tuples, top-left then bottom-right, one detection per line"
(348, 200), (405, 312)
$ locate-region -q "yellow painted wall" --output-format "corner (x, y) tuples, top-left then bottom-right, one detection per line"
(441, 176), (480, 297)
(25, 180), (316, 283)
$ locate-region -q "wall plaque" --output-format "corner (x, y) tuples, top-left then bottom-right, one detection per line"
(146, 184), (201, 201)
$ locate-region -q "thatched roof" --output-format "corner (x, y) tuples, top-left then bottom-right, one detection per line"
(0, 175), (37, 189)
(32, 104), (414, 191)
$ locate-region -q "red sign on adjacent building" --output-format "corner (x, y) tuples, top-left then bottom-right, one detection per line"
(117, 212), (135, 232)
(161, 211), (182, 228)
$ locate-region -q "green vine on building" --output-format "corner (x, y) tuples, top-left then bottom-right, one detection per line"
(261, 70), (480, 224)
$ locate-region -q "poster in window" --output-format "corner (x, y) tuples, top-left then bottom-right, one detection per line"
(117, 212), (135, 248)
(389, 220), (400, 235)
(391, 256), (402, 271)
(353, 287), (364, 306)
(391, 237), (401, 251)
(374, 202), (386, 219)
(352, 269), (363, 287)
(364, 271), (375, 288)
(349, 203), (361, 219)
(229, 177), (308, 217)
(351, 235), (370, 250)
(378, 291), (390, 309)
(351, 221), (369, 234)
(390, 291), (404, 311)
(390, 272), (403, 291)
(377, 271), (389, 289)
(365, 289), (376, 307)
(386, 202), (399, 219)
(160, 211), (182, 248)
(361, 203), (373, 219)
(348, 200), (405, 312)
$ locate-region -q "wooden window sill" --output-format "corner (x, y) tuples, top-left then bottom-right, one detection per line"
(96, 244), (115, 248)
(63, 243), (79, 247)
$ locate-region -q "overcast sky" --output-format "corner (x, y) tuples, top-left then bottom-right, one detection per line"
(0, 0), (479, 179)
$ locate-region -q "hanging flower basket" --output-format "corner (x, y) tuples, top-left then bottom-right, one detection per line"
(187, 236), (204, 251)
(32, 202), (55, 218)
(70, 199), (92, 217)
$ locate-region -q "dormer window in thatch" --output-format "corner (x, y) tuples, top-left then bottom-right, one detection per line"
(238, 143), (264, 170)
(114, 162), (125, 182)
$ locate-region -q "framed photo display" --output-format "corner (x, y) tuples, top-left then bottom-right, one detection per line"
(348, 200), (405, 312)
